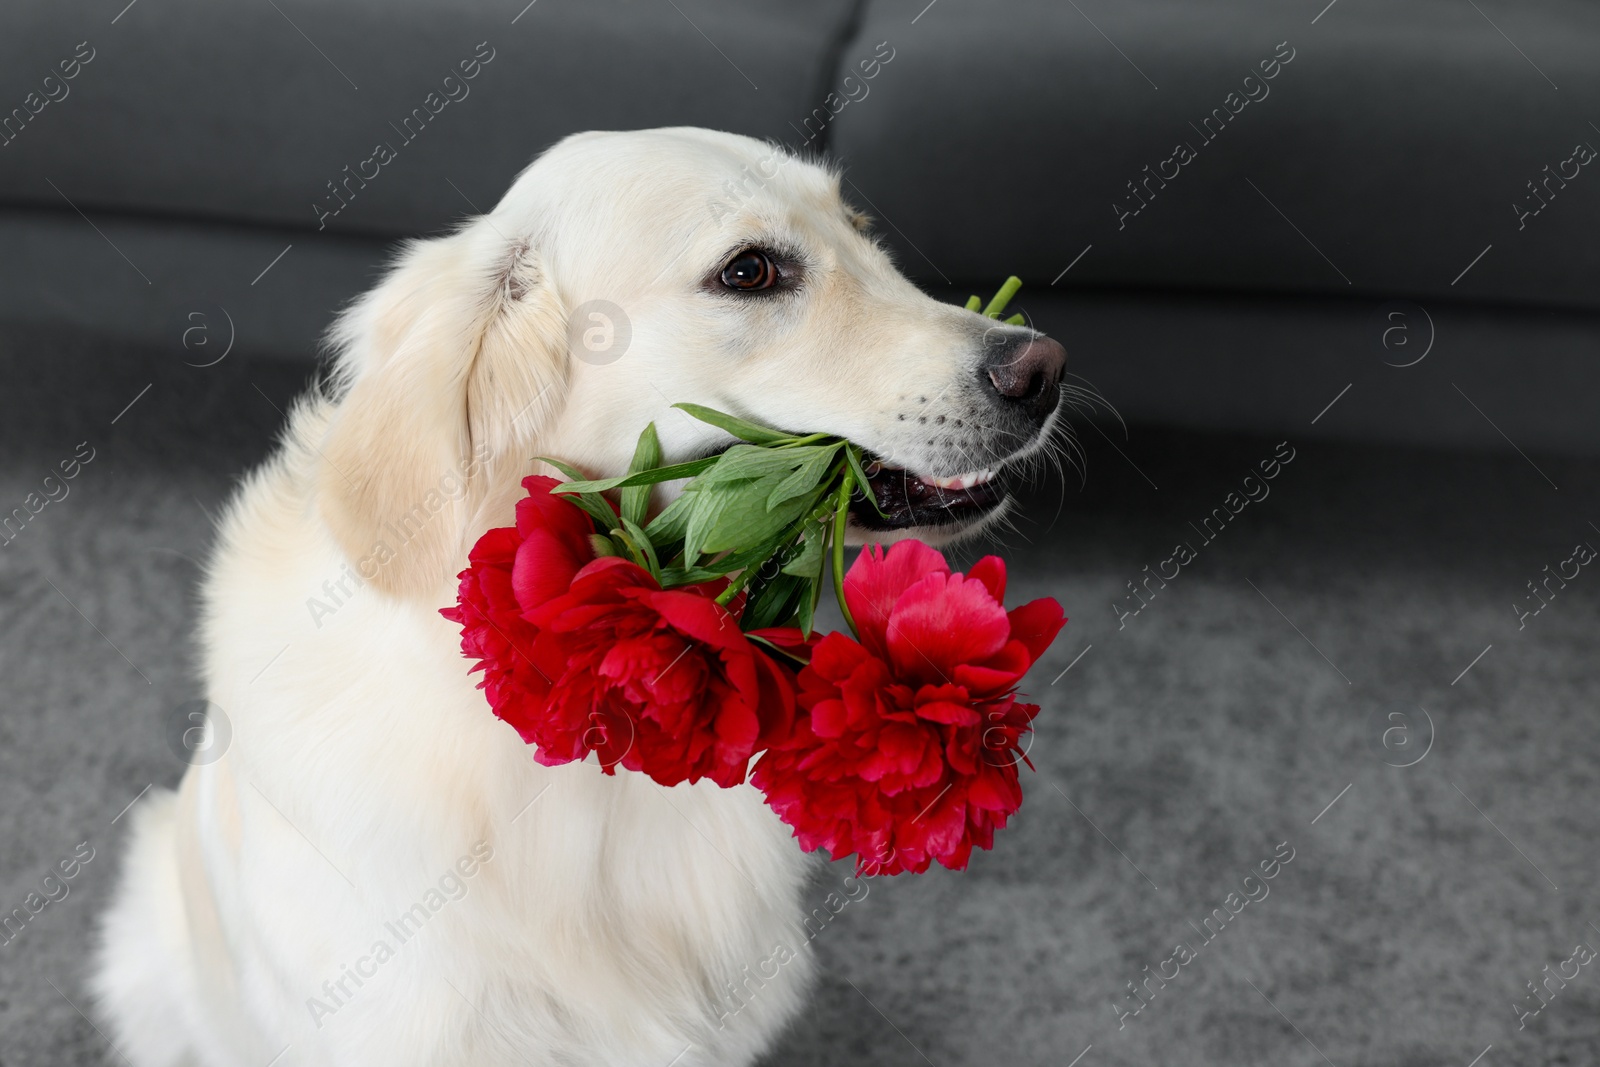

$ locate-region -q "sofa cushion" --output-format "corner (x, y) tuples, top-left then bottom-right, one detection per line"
(0, 0), (855, 237)
(831, 0), (1600, 310)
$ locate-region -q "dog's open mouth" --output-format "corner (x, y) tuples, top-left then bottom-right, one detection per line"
(850, 459), (1009, 530)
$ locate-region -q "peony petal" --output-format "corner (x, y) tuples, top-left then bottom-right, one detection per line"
(751, 652), (798, 750)
(809, 696), (852, 739)
(646, 589), (747, 652)
(966, 556), (1007, 604)
(466, 525), (523, 566)
(527, 557), (651, 628)
(806, 632), (873, 685)
(511, 528), (586, 611)
(916, 787), (968, 855)
(952, 654), (1028, 698)
(936, 838), (974, 872)
(1006, 598), (1066, 665)
(915, 700), (982, 726)
(884, 572), (1010, 685)
(713, 697), (761, 749)
(965, 765), (1023, 812)
(844, 541), (949, 658)
(516, 475), (602, 551)
(747, 625), (821, 662)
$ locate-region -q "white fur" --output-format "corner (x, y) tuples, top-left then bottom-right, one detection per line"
(92, 128), (1054, 1066)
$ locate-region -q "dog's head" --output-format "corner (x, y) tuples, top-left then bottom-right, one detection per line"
(318, 128), (1065, 597)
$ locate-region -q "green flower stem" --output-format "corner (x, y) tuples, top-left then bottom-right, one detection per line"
(713, 562), (757, 606)
(832, 467), (857, 636)
(982, 275), (1023, 318)
(776, 433), (834, 448)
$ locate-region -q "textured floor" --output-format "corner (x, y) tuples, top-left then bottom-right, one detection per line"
(2, 327), (1598, 1067)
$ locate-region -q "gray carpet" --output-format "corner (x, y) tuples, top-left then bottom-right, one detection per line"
(2, 325), (1598, 1067)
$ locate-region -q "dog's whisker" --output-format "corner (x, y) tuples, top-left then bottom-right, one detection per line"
(1060, 372), (1126, 437)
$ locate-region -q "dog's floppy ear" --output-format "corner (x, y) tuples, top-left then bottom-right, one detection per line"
(317, 226), (567, 599)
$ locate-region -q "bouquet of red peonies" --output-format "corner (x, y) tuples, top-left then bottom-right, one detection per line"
(442, 280), (1065, 875)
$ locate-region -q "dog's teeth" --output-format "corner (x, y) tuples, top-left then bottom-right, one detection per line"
(920, 469), (994, 491)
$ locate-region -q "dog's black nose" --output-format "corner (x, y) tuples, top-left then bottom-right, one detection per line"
(983, 334), (1065, 424)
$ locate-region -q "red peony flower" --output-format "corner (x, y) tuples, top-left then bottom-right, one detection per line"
(441, 476), (597, 715)
(520, 556), (796, 787)
(751, 541), (1064, 875)
(443, 476), (796, 788)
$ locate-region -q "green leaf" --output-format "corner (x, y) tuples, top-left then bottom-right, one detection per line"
(696, 444), (810, 487)
(609, 525), (650, 571)
(533, 456), (617, 531)
(644, 486), (695, 544)
(620, 423), (661, 527)
(673, 403), (790, 446)
(844, 445), (888, 519)
(781, 520), (826, 579)
(554, 455), (719, 494)
(567, 495), (620, 532)
(537, 456), (584, 481)
(700, 483), (818, 556)
(657, 563), (730, 586)
(796, 576), (816, 636)
(744, 572), (806, 630)
(682, 487), (736, 568)
(618, 516), (660, 578)
(768, 444), (842, 511)
(664, 508), (811, 585)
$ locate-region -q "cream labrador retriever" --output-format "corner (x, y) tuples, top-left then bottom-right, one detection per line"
(93, 127), (1066, 1067)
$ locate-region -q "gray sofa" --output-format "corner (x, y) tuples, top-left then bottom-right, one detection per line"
(3, 0), (1597, 453)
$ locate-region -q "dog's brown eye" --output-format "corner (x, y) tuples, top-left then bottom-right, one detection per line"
(721, 250), (776, 291)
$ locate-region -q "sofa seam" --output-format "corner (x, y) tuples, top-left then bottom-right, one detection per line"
(804, 0), (872, 158)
